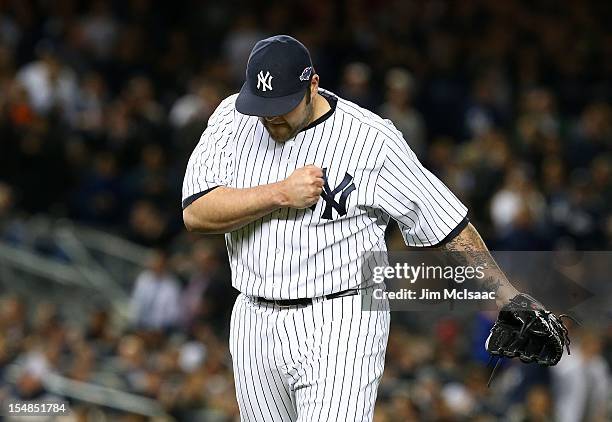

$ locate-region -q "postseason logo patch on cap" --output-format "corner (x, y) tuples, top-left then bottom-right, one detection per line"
(299, 66), (313, 81)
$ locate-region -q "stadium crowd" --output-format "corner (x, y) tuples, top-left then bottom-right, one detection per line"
(0, 0), (610, 420)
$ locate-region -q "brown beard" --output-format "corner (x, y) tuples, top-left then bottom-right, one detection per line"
(261, 101), (314, 142)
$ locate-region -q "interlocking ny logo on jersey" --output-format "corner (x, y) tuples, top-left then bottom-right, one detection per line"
(310, 168), (356, 220)
(257, 71), (273, 91)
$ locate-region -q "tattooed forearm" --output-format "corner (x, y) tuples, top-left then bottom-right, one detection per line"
(440, 223), (519, 306)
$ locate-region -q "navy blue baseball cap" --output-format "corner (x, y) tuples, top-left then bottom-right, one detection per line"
(235, 35), (314, 117)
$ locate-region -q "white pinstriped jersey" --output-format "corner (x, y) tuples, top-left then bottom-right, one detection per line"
(182, 89), (468, 299)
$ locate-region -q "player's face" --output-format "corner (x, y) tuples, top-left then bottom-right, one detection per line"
(260, 89), (315, 142)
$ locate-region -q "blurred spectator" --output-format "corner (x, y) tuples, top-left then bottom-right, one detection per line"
(0, 182), (14, 224)
(74, 72), (107, 137)
(180, 240), (232, 329)
(79, 0), (120, 61)
(517, 88), (561, 144)
(72, 151), (122, 225)
(508, 385), (554, 422)
(378, 68), (426, 156)
(125, 143), (177, 207)
(549, 170), (608, 249)
(8, 370), (59, 402)
(84, 307), (116, 357)
(171, 79), (225, 163)
(127, 200), (172, 247)
(463, 68), (510, 139)
(551, 329), (610, 422)
(2, 80), (35, 130)
(490, 166), (546, 234)
(130, 250), (181, 331)
(567, 102), (612, 170)
(495, 205), (552, 250)
(16, 40), (79, 122)
(223, 14), (265, 83)
(338, 62), (376, 109)
(169, 79), (221, 128)
(122, 76), (164, 127)
(0, 296), (27, 349)
(114, 334), (148, 392)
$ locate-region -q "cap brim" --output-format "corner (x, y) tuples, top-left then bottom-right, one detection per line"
(235, 82), (306, 117)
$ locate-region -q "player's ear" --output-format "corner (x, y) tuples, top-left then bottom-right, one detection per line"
(310, 74), (319, 99)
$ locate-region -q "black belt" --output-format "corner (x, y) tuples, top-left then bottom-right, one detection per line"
(254, 288), (360, 308)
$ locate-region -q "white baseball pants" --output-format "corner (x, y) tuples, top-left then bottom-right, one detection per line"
(229, 292), (390, 422)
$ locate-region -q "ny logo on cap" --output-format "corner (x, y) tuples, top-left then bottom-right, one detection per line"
(257, 71), (273, 92)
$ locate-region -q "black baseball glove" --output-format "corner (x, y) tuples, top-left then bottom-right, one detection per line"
(485, 293), (573, 384)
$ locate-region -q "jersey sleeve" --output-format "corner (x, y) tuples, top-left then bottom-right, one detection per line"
(182, 95), (237, 209)
(374, 121), (468, 247)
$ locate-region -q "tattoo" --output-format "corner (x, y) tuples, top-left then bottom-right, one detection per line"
(479, 276), (502, 294)
(440, 223), (517, 303)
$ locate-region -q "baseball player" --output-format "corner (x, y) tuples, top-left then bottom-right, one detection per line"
(182, 35), (568, 421)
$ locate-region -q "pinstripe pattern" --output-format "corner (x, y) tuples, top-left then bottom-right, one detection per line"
(230, 292), (390, 422)
(182, 89), (468, 300)
(182, 88), (468, 421)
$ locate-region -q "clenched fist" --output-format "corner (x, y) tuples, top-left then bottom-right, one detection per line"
(278, 165), (324, 209)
